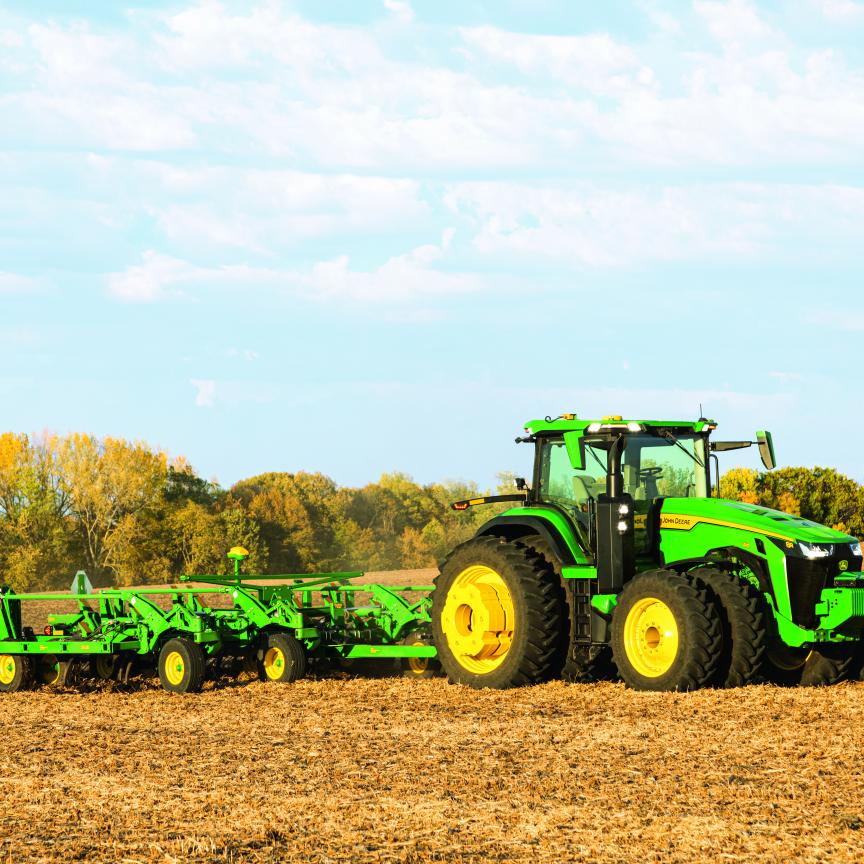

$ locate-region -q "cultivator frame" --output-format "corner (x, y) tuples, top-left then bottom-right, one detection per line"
(0, 549), (436, 693)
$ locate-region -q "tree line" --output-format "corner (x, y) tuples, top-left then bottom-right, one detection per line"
(0, 433), (504, 591)
(1, 432), (862, 592)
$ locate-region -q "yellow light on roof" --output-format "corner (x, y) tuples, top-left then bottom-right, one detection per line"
(602, 415), (623, 421)
(561, 413), (575, 420)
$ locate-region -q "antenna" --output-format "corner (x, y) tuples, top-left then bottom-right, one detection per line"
(698, 402), (707, 422)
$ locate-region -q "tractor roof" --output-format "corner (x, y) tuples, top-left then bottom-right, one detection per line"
(525, 415), (717, 435)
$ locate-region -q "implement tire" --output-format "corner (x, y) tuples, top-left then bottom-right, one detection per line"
(692, 567), (766, 687)
(0, 654), (33, 693)
(611, 569), (723, 692)
(258, 632), (306, 684)
(398, 631), (442, 679)
(158, 638), (206, 694)
(763, 643), (853, 687)
(432, 536), (566, 689)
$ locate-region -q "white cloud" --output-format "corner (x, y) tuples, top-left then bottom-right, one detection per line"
(190, 378), (216, 407)
(811, 0), (864, 21)
(694, 0), (777, 44)
(383, 0), (414, 24)
(0, 272), (40, 294)
(106, 233), (484, 305)
(459, 26), (640, 93)
(444, 181), (864, 267)
(3, 4), (864, 170)
(106, 251), (197, 302)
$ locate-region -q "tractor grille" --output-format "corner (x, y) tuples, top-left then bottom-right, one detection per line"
(786, 558), (831, 627)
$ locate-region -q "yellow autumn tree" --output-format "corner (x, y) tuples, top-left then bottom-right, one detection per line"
(51, 434), (167, 582)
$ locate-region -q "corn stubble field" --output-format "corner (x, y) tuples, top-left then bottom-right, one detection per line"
(3, 570), (864, 864)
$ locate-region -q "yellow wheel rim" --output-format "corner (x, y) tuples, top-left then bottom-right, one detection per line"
(623, 597), (679, 678)
(40, 656), (61, 686)
(407, 641), (429, 674)
(164, 651), (186, 686)
(0, 655), (15, 686)
(441, 564), (515, 674)
(263, 646), (285, 681)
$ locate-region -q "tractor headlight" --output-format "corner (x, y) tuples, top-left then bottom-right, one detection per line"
(798, 541), (832, 559)
(850, 542), (863, 557)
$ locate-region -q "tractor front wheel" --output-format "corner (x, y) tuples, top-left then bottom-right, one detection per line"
(692, 567), (766, 687)
(432, 536), (566, 689)
(763, 643), (853, 686)
(611, 569), (723, 691)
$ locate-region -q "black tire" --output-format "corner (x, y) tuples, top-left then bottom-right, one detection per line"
(94, 655), (119, 681)
(0, 654), (33, 693)
(432, 535), (566, 689)
(611, 569), (723, 692)
(397, 631), (443, 679)
(257, 632), (306, 683)
(515, 533), (615, 682)
(158, 638), (206, 693)
(763, 642), (854, 686)
(692, 567), (766, 687)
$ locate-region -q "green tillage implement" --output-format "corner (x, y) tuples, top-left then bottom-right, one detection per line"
(0, 550), (436, 694)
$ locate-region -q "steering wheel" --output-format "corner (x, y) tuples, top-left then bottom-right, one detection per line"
(639, 466), (663, 479)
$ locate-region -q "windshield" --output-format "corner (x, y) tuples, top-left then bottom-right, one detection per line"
(585, 433), (709, 500)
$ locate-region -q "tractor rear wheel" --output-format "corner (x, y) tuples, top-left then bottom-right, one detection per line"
(762, 643), (853, 686)
(158, 638), (206, 693)
(432, 536), (566, 689)
(692, 567), (766, 687)
(516, 533), (615, 682)
(0, 654), (32, 693)
(611, 569), (723, 691)
(258, 632), (306, 684)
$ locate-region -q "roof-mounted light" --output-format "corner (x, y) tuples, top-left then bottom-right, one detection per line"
(586, 420), (643, 433)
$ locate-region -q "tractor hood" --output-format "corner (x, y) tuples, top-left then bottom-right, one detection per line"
(660, 497), (858, 547)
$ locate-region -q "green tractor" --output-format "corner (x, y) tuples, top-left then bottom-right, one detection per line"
(432, 414), (864, 691)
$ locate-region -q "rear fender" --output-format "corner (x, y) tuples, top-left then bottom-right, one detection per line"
(476, 514), (584, 566)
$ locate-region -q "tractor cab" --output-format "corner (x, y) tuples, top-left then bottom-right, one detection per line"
(531, 417), (719, 565)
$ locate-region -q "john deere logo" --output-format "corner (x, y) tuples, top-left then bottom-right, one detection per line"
(839, 560), (849, 571)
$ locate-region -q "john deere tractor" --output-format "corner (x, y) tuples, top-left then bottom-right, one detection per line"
(432, 414), (864, 691)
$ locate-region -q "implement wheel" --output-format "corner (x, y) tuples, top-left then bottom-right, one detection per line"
(432, 536), (566, 689)
(398, 632), (442, 679)
(258, 632), (306, 684)
(0, 654), (32, 693)
(158, 638), (206, 694)
(763, 643), (853, 687)
(611, 569), (723, 692)
(94, 655), (118, 681)
(692, 567), (766, 687)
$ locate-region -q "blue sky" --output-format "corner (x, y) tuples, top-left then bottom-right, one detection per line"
(2, 0), (864, 489)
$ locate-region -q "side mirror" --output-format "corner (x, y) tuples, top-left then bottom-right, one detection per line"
(756, 430), (776, 471)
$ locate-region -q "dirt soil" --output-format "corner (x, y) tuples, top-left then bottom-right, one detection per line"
(3, 569), (864, 863)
